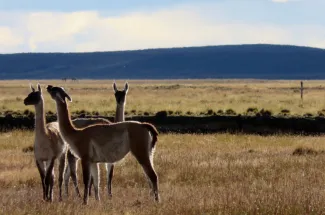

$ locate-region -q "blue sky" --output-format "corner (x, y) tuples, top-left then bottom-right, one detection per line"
(0, 0), (325, 53)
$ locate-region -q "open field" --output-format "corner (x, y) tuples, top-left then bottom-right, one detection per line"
(1, 130), (325, 214)
(1, 79), (325, 116)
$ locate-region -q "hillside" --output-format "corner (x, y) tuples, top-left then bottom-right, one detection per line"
(1, 44), (325, 79)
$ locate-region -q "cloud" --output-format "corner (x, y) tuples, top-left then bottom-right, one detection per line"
(0, 3), (324, 53)
(26, 11), (99, 51)
(272, 0), (289, 2)
(0, 27), (24, 52)
(271, 0), (298, 3)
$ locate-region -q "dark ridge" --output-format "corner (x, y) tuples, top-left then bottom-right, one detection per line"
(1, 44), (325, 79)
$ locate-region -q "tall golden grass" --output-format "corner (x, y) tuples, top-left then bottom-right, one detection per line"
(1, 130), (325, 214)
(1, 79), (325, 116)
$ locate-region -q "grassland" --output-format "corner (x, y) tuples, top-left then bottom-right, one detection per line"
(0, 130), (325, 214)
(1, 79), (325, 117)
(2, 79), (325, 214)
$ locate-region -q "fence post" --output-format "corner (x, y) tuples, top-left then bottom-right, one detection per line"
(300, 81), (304, 102)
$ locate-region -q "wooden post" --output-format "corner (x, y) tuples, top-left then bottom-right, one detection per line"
(300, 81), (304, 101)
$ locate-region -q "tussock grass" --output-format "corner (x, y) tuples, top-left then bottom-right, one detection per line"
(1, 131), (325, 214)
(2, 79), (325, 116)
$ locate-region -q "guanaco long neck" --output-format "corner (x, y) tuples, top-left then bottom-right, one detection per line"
(34, 99), (47, 136)
(115, 103), (125, 122)
(55, 100), (77, 135)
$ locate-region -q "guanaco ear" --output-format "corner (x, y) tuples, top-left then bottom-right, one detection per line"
(30, 83), (35, 92)
(113, 82), (118, 93)
(65, 93), (72, 102)
(124, 82), (129, 93)
(60, 87), (72, 102)
(37, 83), (42, 93)
(56, 92), (65, 103)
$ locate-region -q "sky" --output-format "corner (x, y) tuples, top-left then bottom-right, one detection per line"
(1, 0), (325, 53)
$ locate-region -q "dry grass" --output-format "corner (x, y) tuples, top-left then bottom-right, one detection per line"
(1, 130), (325, 214)
(2, 79), (325, 116)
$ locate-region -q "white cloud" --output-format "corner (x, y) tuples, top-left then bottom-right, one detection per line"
(26, 11), (98, 51)
(0, 3), (324, 53)
(271, 0), (298, 3)
(272, 0), (289, 2)
(0, 27), (24, 52)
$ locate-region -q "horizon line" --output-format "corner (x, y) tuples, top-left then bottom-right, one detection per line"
(1, 43), (324, 55)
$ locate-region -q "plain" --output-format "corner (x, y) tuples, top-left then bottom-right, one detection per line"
(1, 79), (325, 214)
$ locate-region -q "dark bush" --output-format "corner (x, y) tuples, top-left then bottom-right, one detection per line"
(23, 109), (30, 115)
(207, 109), (214, 115)
(246, 107), (258, 113)
(217, 110), (224, 115)
(92, 111), (99, 116)
(281, 109), (290, 114)
(22, 146), (34, 153)
(292, 147), (318, 156)
(259, 109), (272, 117)
(27, 111), (35, 118)
(175, 110), (182, 115)
(225, 109), (236, 115)
(156, 111), (167, 118)
(303, 113), (313, 117)
(5, 113), (13, 119)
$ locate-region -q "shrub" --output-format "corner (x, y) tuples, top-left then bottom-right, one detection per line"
(217, 110), (224, 115)
(281, 109), (290, 114)
(28, 112), (35, 118)
(22, 146), (34, 153)
(92, 111), (99, 116)
(168, 110), (174, 115)
(175, 110), (182, 115)
(259, 109), (272, 117)
(5, 113), (13, 119)
(186, 111), (193, 115)
(303, 113), (313, 117)
(156, 111), (167, 118)
(292, 147), (318, 156)
(143, 112), (150, 116)
(79, 110), (86, 114)
(246, 107), (258, 113)
(225, 109), (236, 115)
(207, 109), (215, 115)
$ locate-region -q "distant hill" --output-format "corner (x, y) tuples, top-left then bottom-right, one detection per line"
(1, 44), (325, 80)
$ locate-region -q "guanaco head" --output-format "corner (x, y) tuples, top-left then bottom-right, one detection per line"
(46, 85), (72, 103)
(113, 82), (128, 105)
(24, 83), (43, 106)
